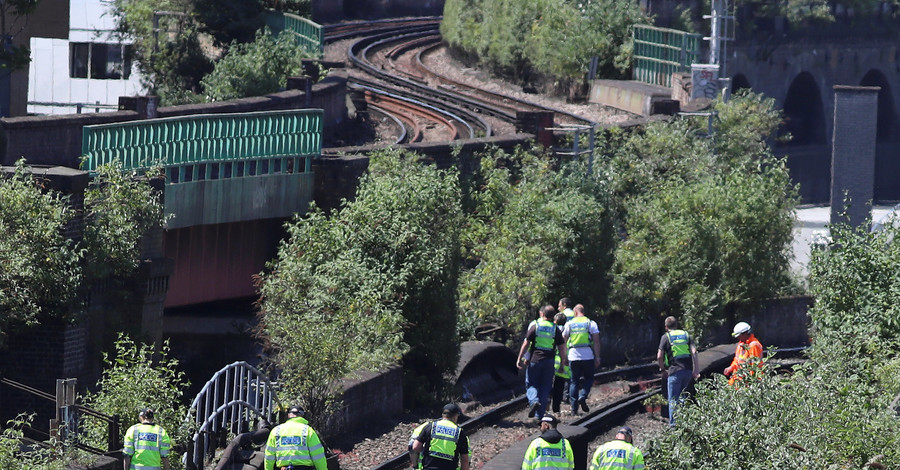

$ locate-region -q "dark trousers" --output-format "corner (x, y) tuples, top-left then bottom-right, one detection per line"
(551, 375), (568, 412)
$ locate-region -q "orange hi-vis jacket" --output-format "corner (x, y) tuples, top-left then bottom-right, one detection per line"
(727, 334), (763, 385)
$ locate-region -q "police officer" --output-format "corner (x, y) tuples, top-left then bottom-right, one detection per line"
(657, 315), (700, 426)
(264, 405), (328, 470)
(589, 426), (645, 470)
(517, 305), (568, 420)
(123, 408), (171, 470)
(409, 420), (471, 470)
(410, 403), (470, 470)
(521, 415), (574, 470)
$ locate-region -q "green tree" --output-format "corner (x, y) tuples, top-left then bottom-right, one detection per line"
(106, 0), (212, 104)
(82, 162), (166, 280)
(610, 164), (797, 336)
(0, 160), (165, 346)
(458, 147), (617, 337)
(258, 149), (463, 414)
(80, 335), (191, 469)
(0, 161), (81, 344)
(201, 29), (312, 101)
(441, 0), (650, 94)
(605, 92), (797, 335)
(525, 0), (648, 85)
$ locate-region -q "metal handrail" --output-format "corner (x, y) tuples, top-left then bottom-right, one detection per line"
(185, 361), (281, 470)
(632, 24), (702, 87)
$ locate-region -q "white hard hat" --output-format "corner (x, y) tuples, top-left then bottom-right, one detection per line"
(732, 322), (751, 337)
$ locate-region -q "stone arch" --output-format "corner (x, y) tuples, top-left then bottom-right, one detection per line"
(781, 72), (827, 146)
(731, 74), (752, 93)
(859, 69), (900, 143)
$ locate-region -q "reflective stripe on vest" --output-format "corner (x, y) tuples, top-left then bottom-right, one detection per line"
(522, 437), (571, 470)
(665, 330), (691, 366)
(427, 419), (461, 461)
(591, 440), (643, 469)
(265, 419), (325, 468)
(567, 317), (592, 349)
(124, 423), (170, 470)
(534, 319), (556, 351)
(554, 352), (571, 378)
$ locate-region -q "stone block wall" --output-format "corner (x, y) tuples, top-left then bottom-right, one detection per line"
(325, 366), (404, 437)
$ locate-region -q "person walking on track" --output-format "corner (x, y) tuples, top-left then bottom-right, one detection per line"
(521, 414), (574, 470)
(264, 405), (328, 470)
(123, 408), (171, 470)
(517, 305), (568, 420)
(657, 315), (700, 426)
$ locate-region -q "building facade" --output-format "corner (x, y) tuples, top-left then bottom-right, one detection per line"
(27, 0), (145, 115)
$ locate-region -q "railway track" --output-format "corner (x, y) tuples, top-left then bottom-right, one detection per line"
(370, 364), (661, 470)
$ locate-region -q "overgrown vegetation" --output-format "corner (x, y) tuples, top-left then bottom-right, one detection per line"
(201, 30), (314, 102)
(80, 335), (192, 469)
(457, 148), (617, 334)
(646, 221), (900, 468)
(0, 414), (66, 469)
(0, 161), (165, 346)
(441, 0), (649, 96)
(257, 149), (464, 416)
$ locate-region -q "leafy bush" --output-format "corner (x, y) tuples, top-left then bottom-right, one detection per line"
(80, 335), (192, 469)
(611, 164), (796, 336)
(458, 148), (617, 336)
(0, 414), (65, 470)
(604, 92), (797, 335)
(258, 149), (463, 411)
(0, 161), (81, 342)
(82, 162), (166, 280)
(442, 0), (649, 91)
(202, 29), (313, 102)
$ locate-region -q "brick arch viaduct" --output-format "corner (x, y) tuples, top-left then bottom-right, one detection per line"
(723, 39), (900, 202)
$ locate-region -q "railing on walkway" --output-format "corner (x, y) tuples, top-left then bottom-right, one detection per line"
(264, 10), (324, 56)
(0, 377), (120, 455)
(632, 25), (702, 88)
(185, 361), (281, 470)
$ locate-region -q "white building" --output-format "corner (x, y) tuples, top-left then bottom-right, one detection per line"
(27, 0), (146, 115)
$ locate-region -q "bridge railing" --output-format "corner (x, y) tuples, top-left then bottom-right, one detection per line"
(82, 109), (322, 176)
(82, 109), (322, 228)
(632, 25), (702, 88)
(263, 10), (324, 56)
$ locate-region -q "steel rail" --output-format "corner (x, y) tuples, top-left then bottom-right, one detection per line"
(368, 105), (409, 145)
(370, 362), (662, 470)
(414, 42), (605, 127)
(349, 79), (481, 139)
(348, 28), (511, 127)
(365, 90), (459, 141)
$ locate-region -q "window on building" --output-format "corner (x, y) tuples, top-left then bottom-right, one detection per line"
(70, 43), (133, 79)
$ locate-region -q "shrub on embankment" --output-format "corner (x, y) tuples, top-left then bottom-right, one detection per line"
(440, 0), (649, 97)
(645, 222), (900, 469)
(258, 92), (800, 408)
